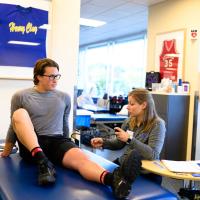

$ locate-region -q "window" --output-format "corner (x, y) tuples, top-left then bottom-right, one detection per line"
(78, 34), (146, 97)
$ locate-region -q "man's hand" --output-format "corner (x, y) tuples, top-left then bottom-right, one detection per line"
(0, 142), (14, 158)
(0, 151), (8, 157)
(114, 127), (129, 143)
(91, 137), (103, 148)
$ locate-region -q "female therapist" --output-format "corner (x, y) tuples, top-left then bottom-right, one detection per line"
(91, 88), (166, 183)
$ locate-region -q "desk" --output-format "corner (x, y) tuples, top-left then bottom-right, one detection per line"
(91, 113), (127, 124)
(79, 104), (109, 113)
(142, 160), (200, 181)
(76, 111), (128, 125)
(91, 113), (128, 132)
(76, 112), (128, 136)
(142, 160), (200, 199)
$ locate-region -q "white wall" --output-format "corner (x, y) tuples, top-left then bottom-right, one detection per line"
(0, 0), (80, 139)
(0, 79), (33, 138)
(49, 0), (80, 134)
(147, 0), (200, 159)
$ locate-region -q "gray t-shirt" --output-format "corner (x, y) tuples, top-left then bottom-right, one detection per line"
(6, 88), (71, 144)
(103, 117), (166, 162)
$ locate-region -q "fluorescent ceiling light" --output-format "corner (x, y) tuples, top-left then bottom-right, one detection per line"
(80, 18), (106, 27)
(8, 41), (40, 46)
(26, 18), (106, 32)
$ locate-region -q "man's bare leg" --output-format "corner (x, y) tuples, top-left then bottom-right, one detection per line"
(62, 148), (105, 182)
(12, 108), (56, 185)
(12, 108), (39, 151)
(62, 148), (142, 199)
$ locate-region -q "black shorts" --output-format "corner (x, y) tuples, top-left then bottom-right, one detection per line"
(17, 135), (78, 165)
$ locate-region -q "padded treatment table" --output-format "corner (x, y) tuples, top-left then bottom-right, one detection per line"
(0, 150), (177, 200)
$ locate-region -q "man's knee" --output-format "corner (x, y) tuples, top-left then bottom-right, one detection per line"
(66, 148), (89, 160)
(62, 148), (90, 168)
(12, 108), (29, 123)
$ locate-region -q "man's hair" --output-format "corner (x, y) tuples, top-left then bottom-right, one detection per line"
(33, 58), (59, 85)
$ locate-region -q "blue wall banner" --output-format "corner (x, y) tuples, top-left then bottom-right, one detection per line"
(0, 3), (48, 68)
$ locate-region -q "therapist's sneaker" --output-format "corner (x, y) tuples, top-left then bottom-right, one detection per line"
(111, 150), (142, 199)
(38, 159), (56, 186)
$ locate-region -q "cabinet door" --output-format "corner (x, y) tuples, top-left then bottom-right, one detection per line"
(152, 94), (169, 160)
(152, 94), (189, 161)
(152, 94), (168, 121)
(167, 95), (189, 160)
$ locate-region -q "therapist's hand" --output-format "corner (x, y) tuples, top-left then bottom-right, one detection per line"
(114, 127), (129, 143)
(91, 138), (103, 148)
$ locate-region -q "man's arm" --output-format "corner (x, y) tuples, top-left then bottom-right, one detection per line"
(1, 92), (21, 157)
(63, 94), (71, 138)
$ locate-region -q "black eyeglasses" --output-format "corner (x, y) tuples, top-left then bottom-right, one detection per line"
(42, 74), (61, 80)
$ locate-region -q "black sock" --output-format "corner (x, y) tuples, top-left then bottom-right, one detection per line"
(31, 147), (47, 164)
(103, 172), (113, 186)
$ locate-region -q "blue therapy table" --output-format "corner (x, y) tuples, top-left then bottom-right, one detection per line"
(0, 150), (177, 200)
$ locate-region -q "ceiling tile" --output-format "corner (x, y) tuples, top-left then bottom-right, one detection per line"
(80, 0), (166, 46)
